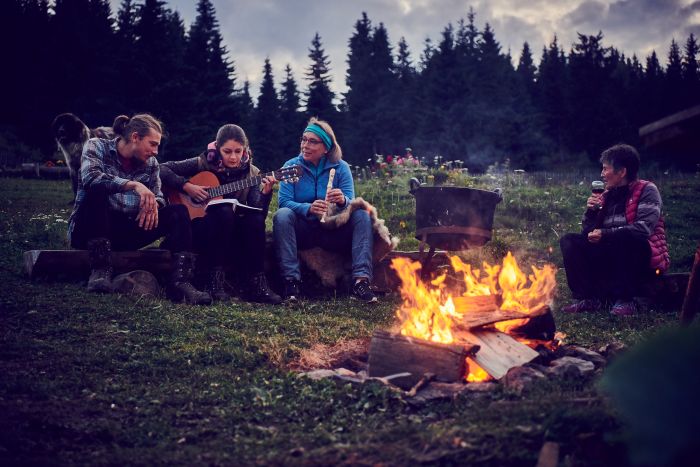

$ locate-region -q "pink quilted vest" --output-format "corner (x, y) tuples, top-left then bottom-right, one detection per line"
(625, 180), (670, 273)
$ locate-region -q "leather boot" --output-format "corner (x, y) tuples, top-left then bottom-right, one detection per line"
(87, 238), (113, 293)
(208, 267), (231, 302)
(167, 252), (212, 305)
(246, 272), (282, 304)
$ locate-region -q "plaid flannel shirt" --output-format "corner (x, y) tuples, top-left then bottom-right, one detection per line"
(67, 137), (164, 239)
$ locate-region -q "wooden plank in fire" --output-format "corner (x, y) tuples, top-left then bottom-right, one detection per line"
(453, 299), (549, 330)
(456, 330), (539, 380)
(368, 330), (479, 390)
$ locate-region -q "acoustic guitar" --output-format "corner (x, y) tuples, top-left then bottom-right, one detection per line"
(166, 165), (302, 219)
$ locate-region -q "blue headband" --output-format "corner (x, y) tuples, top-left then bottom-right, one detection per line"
(304, 124), (332, 150)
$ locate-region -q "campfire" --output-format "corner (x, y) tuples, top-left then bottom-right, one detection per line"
(368, 252), (558, 387)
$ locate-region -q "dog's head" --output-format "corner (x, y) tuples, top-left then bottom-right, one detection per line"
(51, 113), (90, 147)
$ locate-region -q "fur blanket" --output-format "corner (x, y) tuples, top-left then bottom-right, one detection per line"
(298, 197), (399, 287)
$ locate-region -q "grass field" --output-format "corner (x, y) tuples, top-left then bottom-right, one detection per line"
(1, 172), (698, 465)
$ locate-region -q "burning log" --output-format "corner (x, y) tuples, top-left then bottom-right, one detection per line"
(456, 330), (539, 380)
(368, 330), (479, 390)
(452, 294), (500, 313)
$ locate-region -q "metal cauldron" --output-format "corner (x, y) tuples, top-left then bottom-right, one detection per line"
(409, 181), (502, 251)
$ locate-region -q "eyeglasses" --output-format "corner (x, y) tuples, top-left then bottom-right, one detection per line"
(300, 136), (322, 146)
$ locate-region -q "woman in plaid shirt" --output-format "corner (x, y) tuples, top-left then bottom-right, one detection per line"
(68, 113), (211, 304)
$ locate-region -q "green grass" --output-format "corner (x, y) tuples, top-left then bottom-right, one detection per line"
(1, 174), (698, 465)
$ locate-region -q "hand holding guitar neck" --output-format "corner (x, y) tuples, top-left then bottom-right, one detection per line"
(320, 168), (336, 223)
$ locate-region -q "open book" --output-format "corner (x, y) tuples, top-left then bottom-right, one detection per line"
(205, 198), (263, 212)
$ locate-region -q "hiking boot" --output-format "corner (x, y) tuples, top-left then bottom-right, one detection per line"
(167, 252), (212, 305)
(282, 279), (301, 302)
(351, 279), (377, 303)
(208, 267), (230, 302)
(246, 273), (282, 304)
(611, 300), (637, 316)
(87, 237), (113, 293)
(560, 298), (601, 314)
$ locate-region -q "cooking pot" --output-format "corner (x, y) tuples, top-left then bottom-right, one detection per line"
(410, 184), (502, 251)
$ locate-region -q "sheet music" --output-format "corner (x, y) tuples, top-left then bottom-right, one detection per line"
(205, 198), (263, 212)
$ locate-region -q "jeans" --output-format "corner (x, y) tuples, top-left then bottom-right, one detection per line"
(272, 207), (373, 282)
(560, 230), (652, 301)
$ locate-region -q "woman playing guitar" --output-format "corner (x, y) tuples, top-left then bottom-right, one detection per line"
(160, 124), (281, 304)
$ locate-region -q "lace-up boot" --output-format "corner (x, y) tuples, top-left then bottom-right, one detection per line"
(87, 238), (113, 293)
(167, 252), (212, 305)
(246, 273), (282, 304)
(208, 267), (230, 302)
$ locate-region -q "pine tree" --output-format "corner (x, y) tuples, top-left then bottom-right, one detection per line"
(682, 34), (700, 104)
(304, 33), (336, 120)
(50, 0), (116, 124)
(251, 58), (284, 169)
(516, 42), (537, 97)
(536, 36), (569, 152)
(567, 32), (629, 157)
(666, 39), (684, 112)
(237, 80), (255, 130)
(2, 0), (54, 151)
(393, 37), (419, 155)
(343, 14), (397, 162)
(183, 0), (238, 156)
(133, 0), (190, 158)
(279, 64), (304, 159)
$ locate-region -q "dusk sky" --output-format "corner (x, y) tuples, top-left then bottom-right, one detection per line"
(111, 0), (700, 98)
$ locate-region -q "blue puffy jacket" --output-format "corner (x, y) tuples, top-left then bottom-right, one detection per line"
(279, 154), (354, 218)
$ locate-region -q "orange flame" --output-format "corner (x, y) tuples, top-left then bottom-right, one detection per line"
(391, 252), (557, 382)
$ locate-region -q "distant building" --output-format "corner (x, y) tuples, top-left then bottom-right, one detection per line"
(639, 104), (700, 170)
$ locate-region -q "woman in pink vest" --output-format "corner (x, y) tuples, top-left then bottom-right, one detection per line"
(560, 144), (670, 316)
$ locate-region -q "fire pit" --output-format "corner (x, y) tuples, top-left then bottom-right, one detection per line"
(368, 252), (558, 388)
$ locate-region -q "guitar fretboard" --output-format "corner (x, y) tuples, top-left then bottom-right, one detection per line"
(205, 171), (274, 198)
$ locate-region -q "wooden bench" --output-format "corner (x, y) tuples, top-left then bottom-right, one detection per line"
(24, 249), (171, 280)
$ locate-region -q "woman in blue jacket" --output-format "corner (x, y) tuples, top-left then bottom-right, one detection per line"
(273, 118), (376, 303)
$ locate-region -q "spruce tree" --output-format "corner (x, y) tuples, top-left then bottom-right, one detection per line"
(251, 58), (284, 170)
(642, 51), (666, 121)
(183, 0), (238, 156)
(279, 64), (305, 159)
(50, 0), (116, 125)
(304, 33), (336, 120)
(133, 0), (190, 158)
(682, 34), (700, 104)
(536, 36), (570, 153)
(666, 39), (684, 113)
(516, 42), (537, 97)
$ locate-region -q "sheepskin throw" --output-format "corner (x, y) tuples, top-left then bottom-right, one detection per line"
(299, 197), (400, 287)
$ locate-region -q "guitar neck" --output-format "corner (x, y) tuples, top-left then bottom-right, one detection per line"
(206, 171), (273, 198)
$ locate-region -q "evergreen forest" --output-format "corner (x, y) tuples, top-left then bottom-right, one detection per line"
(1, 0), (699, 171)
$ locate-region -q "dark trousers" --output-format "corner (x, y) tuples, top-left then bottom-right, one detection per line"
(560, 230), (652, 301)
(191, 205), (267, 277)
(70, 189), (192, 252)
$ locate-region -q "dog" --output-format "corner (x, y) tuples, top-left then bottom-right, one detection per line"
(51, 113), (115, 200)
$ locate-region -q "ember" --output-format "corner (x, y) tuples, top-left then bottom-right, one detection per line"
(391, 252), (557, 382)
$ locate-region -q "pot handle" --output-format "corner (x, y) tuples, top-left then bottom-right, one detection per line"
(409, 177), (421, 194)
(494, 187), (503, 203)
